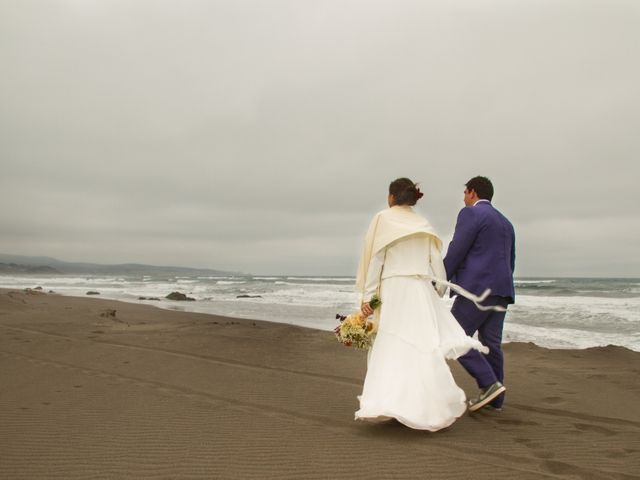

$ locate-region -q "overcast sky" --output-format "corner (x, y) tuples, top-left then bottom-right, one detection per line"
(1, 0), (638, 276)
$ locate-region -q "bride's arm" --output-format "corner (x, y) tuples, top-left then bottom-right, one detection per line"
(429, 240), (447, 297)
(362, 248), (385, 304)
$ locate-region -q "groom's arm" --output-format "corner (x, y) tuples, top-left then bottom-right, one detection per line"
(510, 223), (516, 274)
(443, 207), (479, 279)
(510, 235), (516, 273)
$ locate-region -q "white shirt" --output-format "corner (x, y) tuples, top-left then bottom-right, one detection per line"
(362, 233), (447, 302)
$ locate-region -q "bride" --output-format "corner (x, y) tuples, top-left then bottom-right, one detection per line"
(354, 178), (489, 431)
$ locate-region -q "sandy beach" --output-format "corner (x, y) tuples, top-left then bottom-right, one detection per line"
(1, 289), (638, 479)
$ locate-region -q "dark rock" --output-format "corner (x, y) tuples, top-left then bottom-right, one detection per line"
(34, 286), (43, 290)
(86, 291), (100, 295)
(99, 309), (117, 318)
(23, 288), (44, 295)
(138, 296), (160, 301)
(236, 294), (263, 299)
(166, 291), (195, 301)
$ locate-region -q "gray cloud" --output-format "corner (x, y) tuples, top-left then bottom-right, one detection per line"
(1, 0), (638, 275)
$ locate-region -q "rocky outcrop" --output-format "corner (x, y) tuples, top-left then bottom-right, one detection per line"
(166, 292), (195, 301)
(23, 288), (45, 295)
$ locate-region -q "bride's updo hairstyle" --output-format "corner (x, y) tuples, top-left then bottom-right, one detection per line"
(389, 178), (423, 206)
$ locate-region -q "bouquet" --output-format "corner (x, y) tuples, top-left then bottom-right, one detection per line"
(334, 295), (381, 350)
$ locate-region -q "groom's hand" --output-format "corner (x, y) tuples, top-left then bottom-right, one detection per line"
(361, 302), (374, 317)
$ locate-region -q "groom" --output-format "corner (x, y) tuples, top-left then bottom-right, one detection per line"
(444, 176), (515, 412)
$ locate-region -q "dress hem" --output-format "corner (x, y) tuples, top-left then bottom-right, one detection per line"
(354, 405), (466, 432)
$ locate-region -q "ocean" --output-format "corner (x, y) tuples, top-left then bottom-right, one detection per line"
(1, 275), (638, 352)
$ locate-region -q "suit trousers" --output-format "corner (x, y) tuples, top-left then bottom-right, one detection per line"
(451, 295), (509, 408)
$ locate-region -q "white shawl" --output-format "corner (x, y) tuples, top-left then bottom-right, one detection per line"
(355, 205), (504, 312)
(355, 206), (442, 292)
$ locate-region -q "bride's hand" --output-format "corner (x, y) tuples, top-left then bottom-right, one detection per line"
(361, 302), (374, 317)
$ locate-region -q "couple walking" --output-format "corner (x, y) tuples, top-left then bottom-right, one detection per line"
(354, 176), (515, 431)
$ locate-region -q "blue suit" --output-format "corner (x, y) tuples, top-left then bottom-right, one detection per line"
(444, 201), (515, 408)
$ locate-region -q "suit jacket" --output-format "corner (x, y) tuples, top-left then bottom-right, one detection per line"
(444, 201), (516, 304)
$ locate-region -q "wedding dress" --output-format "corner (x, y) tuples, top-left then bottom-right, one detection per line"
(354, 207), (488, 431)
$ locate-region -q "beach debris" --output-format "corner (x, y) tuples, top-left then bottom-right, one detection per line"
(138, 296), (161, 301)
(236, 294), (263, 299)
(166, 291), (195, 301)
(86, 291), (100, 295)
(99, 309), (117, 318)
(98, 309), (129, 326)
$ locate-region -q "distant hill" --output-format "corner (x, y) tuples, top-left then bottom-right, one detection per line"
(0, 263), (61, 274)
(0, 254), (241, 277)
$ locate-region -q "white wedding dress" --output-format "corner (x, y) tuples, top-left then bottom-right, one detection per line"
(355, 233), (488, 431)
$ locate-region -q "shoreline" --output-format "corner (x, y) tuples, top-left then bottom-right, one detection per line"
(3, 284), (639, 353)
(1, 288), (639, 478)
(5, 286), (343, 333)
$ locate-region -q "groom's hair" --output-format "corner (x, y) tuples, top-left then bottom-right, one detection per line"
(465, 176), (494, 201)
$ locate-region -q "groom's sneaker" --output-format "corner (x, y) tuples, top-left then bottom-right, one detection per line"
(468, 382), (506, 412)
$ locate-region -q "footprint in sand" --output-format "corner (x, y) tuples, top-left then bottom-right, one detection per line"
(514, 438), (538, 447)
(604, 449), (631, 458)
(541, 460), (576, 475)
(496, 418), (539, 426)
(543, 396), (564, 405)
(514, 438), (549, 456)
(573, 423), (616, 436)
(533, 450), (555, 460)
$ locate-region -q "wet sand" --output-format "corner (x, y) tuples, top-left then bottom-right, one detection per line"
(1, 289), (638, 479)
